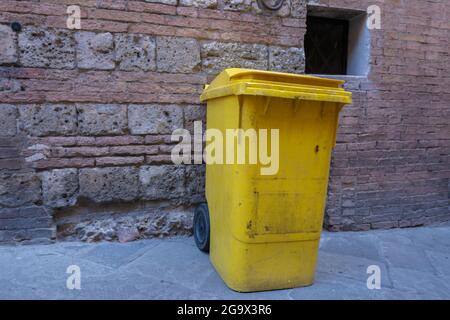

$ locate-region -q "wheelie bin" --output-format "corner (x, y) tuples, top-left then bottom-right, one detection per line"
(193, 68), (352, 292)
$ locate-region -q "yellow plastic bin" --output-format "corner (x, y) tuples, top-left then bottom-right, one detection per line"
(195, 68), (352, 292)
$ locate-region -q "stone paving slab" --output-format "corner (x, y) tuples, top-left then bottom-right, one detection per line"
(0, 224), (449, 300)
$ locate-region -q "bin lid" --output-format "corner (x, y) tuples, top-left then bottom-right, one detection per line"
(200, 68), (352, 104)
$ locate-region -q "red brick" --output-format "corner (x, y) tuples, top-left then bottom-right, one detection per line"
(176, 6), (198, 18)
(33, 136), (97, 147)
(109, 146), (158, 155)
(96, 0), (128, 10)
(158, 145), (173, 154)
(0, 158), (24, 170)
(32, 158), (95, 169)
(0, 1), (67, 16)
(128, 1), (177, 15)
(144, 135), (173, 145)
(95, 136), (144, 146)
(145, 155), (173, 164)
(51, 147), (109, 158)
(96, 156), (144, 166)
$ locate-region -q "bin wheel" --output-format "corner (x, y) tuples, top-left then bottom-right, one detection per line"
(194, 203), (210, 253)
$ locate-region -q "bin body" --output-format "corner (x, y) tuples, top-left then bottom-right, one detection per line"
(200, 69), (352, 292)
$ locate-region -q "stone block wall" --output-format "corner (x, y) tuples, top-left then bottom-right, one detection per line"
(0, 0), (306, 244)
(0, 0), (449, 243)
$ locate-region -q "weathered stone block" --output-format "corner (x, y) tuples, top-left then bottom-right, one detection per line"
(0, 25), (18, 64)
(140, 210), (193, 237)
(18, 104), (78, 136)
(201, 41), (268, 74)
(269, 46), (305, 73)
(277, 0), (291, 17)
(251, 0), (291, 16)
(75, 32), (114, 70)
(77, 104), (127, 135)
(70, 220), (116, 242)
(0, 78), (21, 93)
(223, 0), (252, 12)
(128, 104), (183, 135)
(79, 167), (139, 203)
(185, 165), (206, 203)
(18, 27), (75, 69)
(0, 105), (17, 136)
(117, 226), (140, 243)
(156, 37), (201, 73)
(290, 0), (307, 18)
(179, 0), (218, 8)
(67, 207), (193, 242)
(0, 172), (41, 207)
(114, 34), (156, 71)
(139, 165), (185, 200)
(41, 169), (78, 208)
(183, 105), (206, 133)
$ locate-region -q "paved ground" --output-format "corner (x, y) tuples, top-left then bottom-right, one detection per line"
(0, 223), (449, 300)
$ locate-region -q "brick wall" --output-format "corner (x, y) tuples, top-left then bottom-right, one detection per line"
(0, 0), (449, 243)
(319, 0), (450, 231)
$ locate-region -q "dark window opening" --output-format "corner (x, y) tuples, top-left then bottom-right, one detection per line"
(305, 16), (349, 75)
